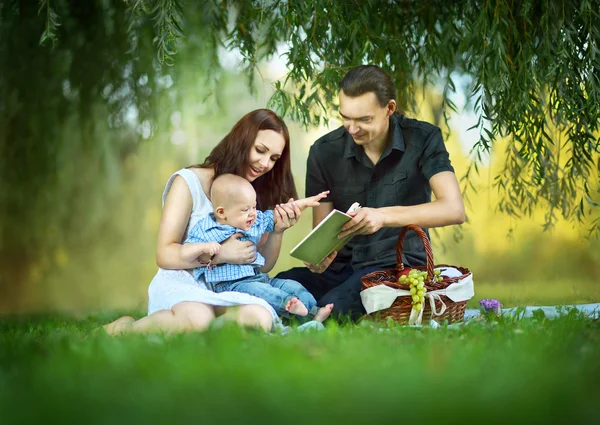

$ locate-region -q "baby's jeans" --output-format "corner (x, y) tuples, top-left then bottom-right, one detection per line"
(214, 272), (318, 320)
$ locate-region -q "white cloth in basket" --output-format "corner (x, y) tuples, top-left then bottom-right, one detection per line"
(360, 267), (474, 325)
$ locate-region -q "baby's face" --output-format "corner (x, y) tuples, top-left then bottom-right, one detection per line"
(221, 186), (257, 231)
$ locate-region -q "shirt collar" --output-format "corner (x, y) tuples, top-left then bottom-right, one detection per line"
(206, 213), (251, 236)
(343, 114), (405, 160)
(343, 133), (360, 159)
(389, 114), (406, 152)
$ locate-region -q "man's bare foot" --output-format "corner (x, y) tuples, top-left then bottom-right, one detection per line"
(314, 303), (334, 322)
(102, 316), (135, 335)
(285, 298), (308, 316)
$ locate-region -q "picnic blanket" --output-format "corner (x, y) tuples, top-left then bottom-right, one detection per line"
(464, 303), (600, 320)
(283, 303), (600, 334)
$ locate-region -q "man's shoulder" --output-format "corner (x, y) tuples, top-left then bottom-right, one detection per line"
(396, 114), (439, 137)
(311, 125), (348, 151)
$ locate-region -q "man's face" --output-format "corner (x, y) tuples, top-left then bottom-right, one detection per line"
(339, 90), (394, 147)
(221, 184), (258, 231)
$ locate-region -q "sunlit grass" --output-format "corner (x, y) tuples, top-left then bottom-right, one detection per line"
(1, 311), (599, 425)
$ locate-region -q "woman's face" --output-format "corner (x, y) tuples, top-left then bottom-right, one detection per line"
(245, 130), (285, 182)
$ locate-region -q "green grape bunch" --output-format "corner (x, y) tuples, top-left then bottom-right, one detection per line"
(398, 269), (444, 312)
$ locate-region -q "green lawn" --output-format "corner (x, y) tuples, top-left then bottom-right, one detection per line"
(1, 305), (599, 425)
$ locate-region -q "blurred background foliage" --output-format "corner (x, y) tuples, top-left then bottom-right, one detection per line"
(0, 0), (598, 314)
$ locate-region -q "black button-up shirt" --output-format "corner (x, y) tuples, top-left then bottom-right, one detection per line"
(305, 113), (454, 271)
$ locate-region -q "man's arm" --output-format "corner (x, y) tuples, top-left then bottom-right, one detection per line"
(338, 171), (465, 238)
(382, 171), (465, 228)
(312, 202), (334, 227)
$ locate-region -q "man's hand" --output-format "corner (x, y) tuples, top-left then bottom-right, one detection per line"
(337, 207), (385, 239)
(304, 251), (337, 274)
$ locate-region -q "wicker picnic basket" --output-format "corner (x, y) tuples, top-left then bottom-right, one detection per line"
(360, 224), (471, 324)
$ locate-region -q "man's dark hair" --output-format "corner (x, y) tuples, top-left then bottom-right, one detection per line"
(339, 65), (396, 107)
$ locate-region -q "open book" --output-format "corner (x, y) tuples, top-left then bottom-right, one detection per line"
(290, 202), (361, 265)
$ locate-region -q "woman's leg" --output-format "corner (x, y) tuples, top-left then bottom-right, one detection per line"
(103, 302), (215, 335)
(214, 304), (273, 332)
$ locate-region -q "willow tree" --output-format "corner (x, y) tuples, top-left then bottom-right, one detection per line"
(52, 0), (598, 235)
(0, 1), (220, 308)
(198, 0), (600, 234)
(1, 0), (599, 309)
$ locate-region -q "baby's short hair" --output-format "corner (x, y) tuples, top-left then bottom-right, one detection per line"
(211, 174), (254, 207)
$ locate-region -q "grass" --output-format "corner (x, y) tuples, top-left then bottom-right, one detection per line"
(1, 306), (599, 425)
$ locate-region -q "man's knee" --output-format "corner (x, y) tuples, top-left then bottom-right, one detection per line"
(320, 286), (365, 320)
(275, 267), (314, 283)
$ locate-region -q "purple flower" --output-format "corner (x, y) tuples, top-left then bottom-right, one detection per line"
(480, 298), (502, 313)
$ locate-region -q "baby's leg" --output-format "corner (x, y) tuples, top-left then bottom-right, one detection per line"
(285, 298), (309, 316)
(269, 277), (319, 320)
(313, 304), (334, 322)
(227, 279), (308, 318)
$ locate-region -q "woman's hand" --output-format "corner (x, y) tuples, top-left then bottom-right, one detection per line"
(304, 251), (338, 274)
(273, 199), (302, 233)
(212, 233), (256, 265)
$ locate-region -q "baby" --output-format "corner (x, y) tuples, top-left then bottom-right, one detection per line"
(183, 173), (333, 322)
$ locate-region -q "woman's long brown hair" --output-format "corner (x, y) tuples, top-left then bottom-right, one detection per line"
(191, 109), (298, 210)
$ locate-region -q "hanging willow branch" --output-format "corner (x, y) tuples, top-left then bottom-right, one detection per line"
(27, 0), (600, 237)
(38, 0), (60, 46)
(150, 0), (184, 65)
(223, 0), (600, 236)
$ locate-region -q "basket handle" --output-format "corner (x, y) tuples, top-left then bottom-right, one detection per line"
(395, 224), (435, 283)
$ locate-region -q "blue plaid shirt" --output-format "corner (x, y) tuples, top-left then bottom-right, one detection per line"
(186, 210), (275, 285)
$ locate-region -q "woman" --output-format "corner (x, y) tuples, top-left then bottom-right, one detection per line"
(104, 109), (303, 334)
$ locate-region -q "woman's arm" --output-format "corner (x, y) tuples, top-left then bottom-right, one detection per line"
(258, 231), (284, 273)
(156, 176), (207, 270)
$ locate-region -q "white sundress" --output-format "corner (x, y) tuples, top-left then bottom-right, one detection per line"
(147, 168), (280, 325)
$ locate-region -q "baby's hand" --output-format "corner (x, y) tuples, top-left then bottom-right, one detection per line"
(201, 242), (221, 257)
(181, 242), (220, 263)
(293, 190), (330, 210)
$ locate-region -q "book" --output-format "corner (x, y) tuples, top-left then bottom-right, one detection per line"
(289, 202), (361, 265)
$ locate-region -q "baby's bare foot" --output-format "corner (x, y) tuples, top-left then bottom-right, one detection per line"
(314, 303), (334, 322)
(285, 298), (309, 316)
(102, 316), (135, 335)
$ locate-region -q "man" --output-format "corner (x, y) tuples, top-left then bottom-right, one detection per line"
(277, 65), (465, 321)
